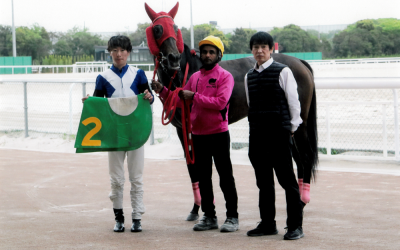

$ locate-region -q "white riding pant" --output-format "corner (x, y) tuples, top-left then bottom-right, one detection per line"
(108, 146), (145, 219)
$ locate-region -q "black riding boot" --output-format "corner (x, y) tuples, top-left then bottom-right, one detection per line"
(131, 219), (142, 232)
(113, 208), (125, 232)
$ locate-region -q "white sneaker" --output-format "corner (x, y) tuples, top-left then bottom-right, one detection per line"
(220, 217), (239, 232)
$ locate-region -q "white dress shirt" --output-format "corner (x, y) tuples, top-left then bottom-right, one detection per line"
(244, 57), (303, 132)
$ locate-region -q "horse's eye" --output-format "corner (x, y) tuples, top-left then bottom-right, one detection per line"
(173, 24), (178, 34)
(153, 25), (163, 40)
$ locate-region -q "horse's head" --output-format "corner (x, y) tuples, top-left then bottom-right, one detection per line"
(145, 2), (184, 72)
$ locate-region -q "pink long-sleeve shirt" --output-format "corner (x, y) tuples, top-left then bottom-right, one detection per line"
(160, 64), (234, 135)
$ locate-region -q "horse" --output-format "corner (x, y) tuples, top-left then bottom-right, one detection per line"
(144, 2), (318, 219)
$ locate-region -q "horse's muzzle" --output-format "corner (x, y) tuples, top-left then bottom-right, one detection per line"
(166, 53), (181, 70)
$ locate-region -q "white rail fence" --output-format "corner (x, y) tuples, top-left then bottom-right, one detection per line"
(308, 57), (400, 65)
(1, 57), (399, 75)
(0, 77), (399, 161)
(0, 62), (154, 74)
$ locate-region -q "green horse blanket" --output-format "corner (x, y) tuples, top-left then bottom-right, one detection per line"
(75, 94), (152, 153)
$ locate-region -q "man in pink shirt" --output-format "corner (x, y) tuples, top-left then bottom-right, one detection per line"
(152, 36), (239, 233)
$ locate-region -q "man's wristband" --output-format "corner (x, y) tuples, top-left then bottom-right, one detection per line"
(159, 87), (164, 94)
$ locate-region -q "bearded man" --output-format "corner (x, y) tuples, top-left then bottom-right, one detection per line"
(152, 36), (239, 233)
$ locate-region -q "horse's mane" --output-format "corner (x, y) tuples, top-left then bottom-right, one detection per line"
(181, 43), (200, 75)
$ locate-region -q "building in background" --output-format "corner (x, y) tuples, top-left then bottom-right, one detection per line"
(94, 45), (153, 64)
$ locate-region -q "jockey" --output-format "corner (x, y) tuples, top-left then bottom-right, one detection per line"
(82, 35), (154, 233)
(152, 36), (239, 233)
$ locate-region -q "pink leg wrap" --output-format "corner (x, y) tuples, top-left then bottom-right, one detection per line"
(298, 178), (303, 197)
(192, 182), (201, 206)
(301, 183), (310, 204)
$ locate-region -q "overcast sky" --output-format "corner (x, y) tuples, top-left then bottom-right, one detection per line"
(1, 0), (399, 33)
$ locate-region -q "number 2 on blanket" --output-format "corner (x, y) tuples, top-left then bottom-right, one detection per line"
(81, 117), (102, 146)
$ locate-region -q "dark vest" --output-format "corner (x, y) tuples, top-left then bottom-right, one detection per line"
(247, 61), (292, 131)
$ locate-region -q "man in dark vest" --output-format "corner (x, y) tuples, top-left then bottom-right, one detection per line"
(244, 32), (304, 240)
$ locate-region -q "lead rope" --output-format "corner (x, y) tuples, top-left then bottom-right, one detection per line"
(153, 60), (195, 165)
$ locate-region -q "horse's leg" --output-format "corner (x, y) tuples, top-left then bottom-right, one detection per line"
(176, 126), (200, 221)
(293, 124), (313, 204)
(298, 88), (318, 204)
(291, 140), (304, 197)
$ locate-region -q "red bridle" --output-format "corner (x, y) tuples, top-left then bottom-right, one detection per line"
(146, 2), (194, 164)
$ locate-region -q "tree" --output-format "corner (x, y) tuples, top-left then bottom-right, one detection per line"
(0, 25), (12, 56)
(54, 39), (72, 56)
(270, 24), (321, 53)
(127, 23), (150, 47)
(332, 18), (400, 58)
(14, 24), (52, 61)
(179, 24), (229, 50)
(193, 24), (214, 47)
(55, 26), (106, 57)
(356, 20), (374, 31)
(181, 26), (191, 46)
(228, 28), (257, 53)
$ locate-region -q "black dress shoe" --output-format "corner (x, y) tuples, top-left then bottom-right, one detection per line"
(247, 221), (278, 236)
(284, 226), (304, 240)
(131, 219), (142, 232)
(113, 208), (125, 232)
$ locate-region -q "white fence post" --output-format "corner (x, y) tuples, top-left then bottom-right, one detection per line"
(382, 104), (387, 157)
(23, 82), (29, 137)
(326, 105), (331, 156)
(393, 89), (399, 160)
(82, 82), (86, 98)
(69, 83), (77, 135)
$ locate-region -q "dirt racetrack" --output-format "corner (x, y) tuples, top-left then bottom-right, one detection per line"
(1, 149), (399, 250)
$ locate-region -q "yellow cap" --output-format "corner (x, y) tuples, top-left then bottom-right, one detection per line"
(198, 36), (224, 56)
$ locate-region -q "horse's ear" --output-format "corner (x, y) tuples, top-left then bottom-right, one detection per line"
(145, 3), (158, 21)
(176, 29), (184, 54)
(146, 26), (160, 56)
(168, 2), (179, 19)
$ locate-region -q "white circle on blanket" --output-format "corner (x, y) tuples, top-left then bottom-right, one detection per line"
(107, 96), (138, 116)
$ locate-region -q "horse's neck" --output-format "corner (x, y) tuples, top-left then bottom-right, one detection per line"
(180, 44), (201, 83)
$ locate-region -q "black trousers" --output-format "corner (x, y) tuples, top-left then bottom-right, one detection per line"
(248, 126), (303, 230)
(193, 131), (238, 218)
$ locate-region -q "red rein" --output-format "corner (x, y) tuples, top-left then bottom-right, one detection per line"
(153, 60), (195, 165)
